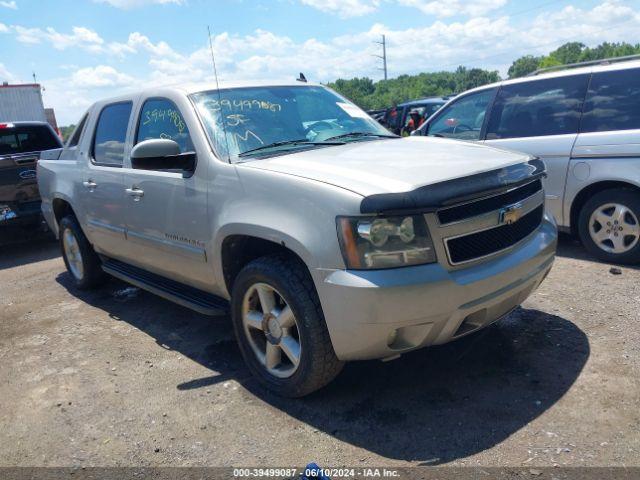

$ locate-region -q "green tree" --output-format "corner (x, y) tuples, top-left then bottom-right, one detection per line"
(508, 55), (543, 78)
(454, 66), (500, 91)
(327, 67), (498, 111)
(548, 42), (586, 64)
(59, 125), (76, 142)
(330, 41), (640, 110)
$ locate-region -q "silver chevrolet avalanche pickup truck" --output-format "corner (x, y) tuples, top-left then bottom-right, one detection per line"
(38, 82), (557, 396)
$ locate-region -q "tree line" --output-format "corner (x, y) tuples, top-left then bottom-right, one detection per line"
(327, 42), (640, 111)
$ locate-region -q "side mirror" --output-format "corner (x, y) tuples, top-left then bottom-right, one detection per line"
(131, 139), (195, 172)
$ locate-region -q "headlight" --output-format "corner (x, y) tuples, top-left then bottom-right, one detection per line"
(337, 215), (437, 269)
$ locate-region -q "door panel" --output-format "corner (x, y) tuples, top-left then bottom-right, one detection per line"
(485, 134), (577, 226)
(572, 129), (640, 158)
(81, 163), (126, 255)
(80, 102), (132, 256)
(121, 169), (211, 288)
(122, 96), (212, 290)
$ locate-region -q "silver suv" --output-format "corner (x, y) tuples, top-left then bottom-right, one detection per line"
(37, 82), (556, 396)
(416, 57), (640, 264)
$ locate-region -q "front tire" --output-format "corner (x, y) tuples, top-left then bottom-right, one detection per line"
(578, 189), (640, 264)
(231, 255), (343, 397)
(59, 215), (106, 289)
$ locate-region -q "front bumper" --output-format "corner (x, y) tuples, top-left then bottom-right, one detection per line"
(315, 214), (557, 361)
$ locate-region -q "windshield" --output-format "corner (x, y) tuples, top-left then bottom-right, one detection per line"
(190, 85), (394, 161)
(0, 125), (61, 155)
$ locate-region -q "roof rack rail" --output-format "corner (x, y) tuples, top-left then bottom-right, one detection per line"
(527, 53), (640, 76)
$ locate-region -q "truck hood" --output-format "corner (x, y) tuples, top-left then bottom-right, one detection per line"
(240, 137), (531, 197)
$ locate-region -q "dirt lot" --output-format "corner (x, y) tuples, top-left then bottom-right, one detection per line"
(0, 235), (638, 468)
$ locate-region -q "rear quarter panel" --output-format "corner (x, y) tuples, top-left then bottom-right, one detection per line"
(566, 130), (640, 226)
(37, 157), (86, 238)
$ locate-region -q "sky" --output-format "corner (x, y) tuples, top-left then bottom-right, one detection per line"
(1, 0), (639, 125)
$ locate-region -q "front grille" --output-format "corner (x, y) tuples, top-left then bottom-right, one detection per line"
(446, 205), (543, 264)
(438, 180), (542, 224)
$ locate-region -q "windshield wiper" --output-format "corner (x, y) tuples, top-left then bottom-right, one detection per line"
(238, 139), (345, 157)
(323, 131), (398, 141)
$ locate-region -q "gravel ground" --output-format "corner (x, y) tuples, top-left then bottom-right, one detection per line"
(0, 234), (638, 468)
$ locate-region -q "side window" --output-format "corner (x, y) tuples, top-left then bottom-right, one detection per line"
(136, 98), (194, 153)
(428, 89), (495, 140)
(486, 74), (589, 140)
(92, 102), (132, 166)
(581, 68), (640, 133)
(67, 113), (88, 148)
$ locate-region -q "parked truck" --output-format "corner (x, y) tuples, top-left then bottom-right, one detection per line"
(37, 81), (557, 396)
(1, 121), (62, 230)
(0, 83), (63, 234)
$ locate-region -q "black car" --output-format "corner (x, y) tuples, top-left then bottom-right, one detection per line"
(0, 121), (62, 233)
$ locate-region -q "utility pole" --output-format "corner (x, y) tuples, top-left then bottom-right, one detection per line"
(373, 34), (388, 80)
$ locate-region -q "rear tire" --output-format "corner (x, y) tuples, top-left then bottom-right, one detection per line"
(59, 215), (106, 289)
(578, 189), (640, 265)
(231, 254), (343, 397)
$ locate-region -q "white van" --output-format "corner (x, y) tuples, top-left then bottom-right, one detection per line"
(416, 56), (640, 264)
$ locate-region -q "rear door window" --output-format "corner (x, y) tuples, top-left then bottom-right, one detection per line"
(581, 68), (640, 133)
(427, 88), (496, 140)
(0, 124), (61, 155)
(92, 102), (132, 166)
(67, 114), (88, 148)
(486, 74), (589, 139)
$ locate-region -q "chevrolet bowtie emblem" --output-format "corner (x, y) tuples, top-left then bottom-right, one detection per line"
(500, 203), (524, 225)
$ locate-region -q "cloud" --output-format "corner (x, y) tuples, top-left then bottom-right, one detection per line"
(298, 0), (507, 18)
(0, 1), (17, 9)
(93, 0), (184, 8)
(126, 31), (179, 58)
(299, 0), (380, 18)
(397, 0), (507, 18)
(7, 24), (181, 58)
(11, 25), (105, 52)
(519, 0), (640, 54)
(70, 65), (135, 88)
(13, 26), (41, 44)
(0, 63), (19, 83)
(19, 0), (640, 125)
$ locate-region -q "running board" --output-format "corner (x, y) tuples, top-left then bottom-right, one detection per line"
(102, 258), (229, 316)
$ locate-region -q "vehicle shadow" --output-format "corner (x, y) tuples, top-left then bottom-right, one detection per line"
(556, 232), (640, 270)
(56, 272), (589, 465)
(0, 234), (59, 270)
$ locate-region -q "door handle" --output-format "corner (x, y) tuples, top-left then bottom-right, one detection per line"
(125, 187), (144, 200)
(83, 180), (97, 189)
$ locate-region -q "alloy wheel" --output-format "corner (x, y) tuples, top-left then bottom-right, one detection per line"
(62, 228), (84, 280)
(589, 202), (640, 254)
(241, 283), (301, 378)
